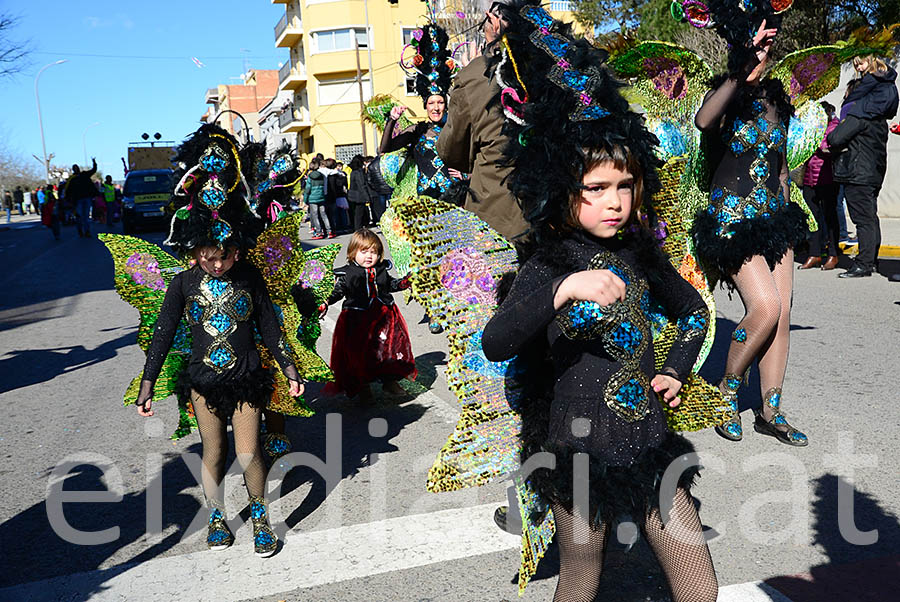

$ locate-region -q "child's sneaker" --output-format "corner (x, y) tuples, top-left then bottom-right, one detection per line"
(311, 233), (325, 240)
(207, 507), (234, 550)
(249, 496), (278, 557)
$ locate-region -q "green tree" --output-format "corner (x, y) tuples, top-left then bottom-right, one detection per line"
(572, 0), (650, 33)
(635, 0), (683, 43)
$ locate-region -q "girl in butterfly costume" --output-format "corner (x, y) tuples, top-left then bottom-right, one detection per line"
(135, 125), (302, 557)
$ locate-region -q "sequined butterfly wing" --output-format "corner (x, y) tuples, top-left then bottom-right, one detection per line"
(382, 195), (556, 593)
(99, 234), (197, 437)
(247, 213), (338, 416)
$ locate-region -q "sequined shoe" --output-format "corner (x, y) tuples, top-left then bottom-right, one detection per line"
(714, 374), (743, 442)
(207, 507), (234, 551)
(262, 432), (292, 463)
(249, 496), (278, 557)
(753, 388), (808, 447)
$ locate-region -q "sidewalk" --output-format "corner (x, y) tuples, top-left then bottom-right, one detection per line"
(841, 216), (900, 258)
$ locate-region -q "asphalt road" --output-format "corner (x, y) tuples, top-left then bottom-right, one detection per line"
(0, 213), (898, 601)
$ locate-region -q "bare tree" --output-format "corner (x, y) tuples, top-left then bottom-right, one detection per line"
(0, 13), (30, 78)
(674, 26), (728, 73)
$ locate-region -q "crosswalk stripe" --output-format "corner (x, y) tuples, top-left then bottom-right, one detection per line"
(0, 502), (518, 602)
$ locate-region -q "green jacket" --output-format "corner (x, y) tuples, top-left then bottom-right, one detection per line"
(303, 170), (326, 204)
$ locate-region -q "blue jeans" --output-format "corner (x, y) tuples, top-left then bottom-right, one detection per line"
(76, 197), (92, 235)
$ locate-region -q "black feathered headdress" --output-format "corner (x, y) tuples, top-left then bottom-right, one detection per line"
(489, 2), (662, 240)
(408, 24), (458, 105)
(250, 142), (302, 226)
(163, 123), (262, 255)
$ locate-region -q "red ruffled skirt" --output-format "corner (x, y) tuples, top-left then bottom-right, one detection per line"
(326, 303), (417, 396)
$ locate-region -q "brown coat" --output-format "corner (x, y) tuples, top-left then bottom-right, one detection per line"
(437, 56), (530, 241)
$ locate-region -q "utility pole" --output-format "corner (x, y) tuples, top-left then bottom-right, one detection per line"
(35, 60), (68, 184)
(354, 37), (368, 155)
(362, 0), (378, 149)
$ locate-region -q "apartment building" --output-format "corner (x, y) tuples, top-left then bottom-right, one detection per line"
(271, 0), (574, 161)
(201, 69), (280, 145)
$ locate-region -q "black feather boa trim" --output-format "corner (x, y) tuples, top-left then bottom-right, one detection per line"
(178, 366), (274, 417)
(691, 201), (808, 287)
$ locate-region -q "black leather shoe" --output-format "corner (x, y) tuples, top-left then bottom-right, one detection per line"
(838, 264), (872, 278)
(493, 506), (521, 535)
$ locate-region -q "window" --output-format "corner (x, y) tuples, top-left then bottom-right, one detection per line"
(401, 27), (418, 46)
(335, 144), (363, 163)
(317, 77), (372, 106)
(405, 76), (417, 96)
(314, 28), (370, 53)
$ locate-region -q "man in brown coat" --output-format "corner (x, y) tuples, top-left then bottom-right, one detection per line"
(436, 0), (533, 243)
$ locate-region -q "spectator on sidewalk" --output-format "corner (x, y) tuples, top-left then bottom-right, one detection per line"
(799, 101), (841, 271)
(303, 158), (333, 239)
(364, 155), (391, 224)
(13, 187), (24, 215)
(828, 55), (898, 278)
(347, 155), (373, 231)
(64, 158), (98, 237)
(3, 190), (12, 223)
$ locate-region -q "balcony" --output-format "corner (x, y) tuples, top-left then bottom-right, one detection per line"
(279, 105), (311, 133)
(275, 13), (303, 48)
(204, 87), (219, 104)
(272, 0), (288, 3)
(548, 0), (574, 10)
(278, 59), (307, 90)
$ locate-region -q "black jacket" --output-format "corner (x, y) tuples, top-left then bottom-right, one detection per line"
(365, 159), (393, 195)
(327, 260), (409, 310)
(828, 115), (889, 186)
(65, 160), (98, 200)
(845, 68), (899, 121)
(347, 168), (371, 205)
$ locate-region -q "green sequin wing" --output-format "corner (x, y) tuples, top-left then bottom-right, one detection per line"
(247, 214), (337, 416)
(610, 42), (712, 164)
(362, 94), (416, 132)
(99, 234), (191, 408)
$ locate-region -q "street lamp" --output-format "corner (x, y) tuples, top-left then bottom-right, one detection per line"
(82, 122), (100, 164)
(34, 59), (68, 184)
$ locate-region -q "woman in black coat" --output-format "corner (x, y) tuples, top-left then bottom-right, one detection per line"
(828, 55), (898, 278)
(346, 155), (372, 231)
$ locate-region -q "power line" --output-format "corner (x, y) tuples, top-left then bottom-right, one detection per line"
(31, 51), (280, 60)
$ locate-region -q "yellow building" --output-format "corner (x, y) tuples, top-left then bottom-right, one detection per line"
(271, 0), (574, 161)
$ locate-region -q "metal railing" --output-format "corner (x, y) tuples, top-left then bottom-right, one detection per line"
(548, 0), (574, 11)
(279, 59), (292, 83)
(275, 13), (288, 40)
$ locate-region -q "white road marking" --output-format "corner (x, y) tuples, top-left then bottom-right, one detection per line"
(717, 581), (794, 601)
(0, 502), (518, 602)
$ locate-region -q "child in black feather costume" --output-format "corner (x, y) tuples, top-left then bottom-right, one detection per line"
(480, 3), (718, 600)
(137, 124), (302, 557)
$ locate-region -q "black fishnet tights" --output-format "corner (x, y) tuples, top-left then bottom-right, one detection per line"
(551, 488), (717, 602)
(192, 392), (268, 504)
(725, 251), (793, 422)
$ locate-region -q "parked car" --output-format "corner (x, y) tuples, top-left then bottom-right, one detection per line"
(121, 169), (174, 233)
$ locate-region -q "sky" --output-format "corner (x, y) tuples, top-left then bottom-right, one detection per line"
(0, 0), (289, 180)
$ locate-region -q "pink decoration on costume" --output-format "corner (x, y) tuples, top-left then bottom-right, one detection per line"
(501, 87), (526, 118)
(268, 201), (284, 223)
(540, 27), (550, 35)
(413, 29), (423, 41)
(125, 252), (165, 290)
(643, 57), (687, 100)
(211, 210), (219, 220)
(439, 247), (496, 306)
(789, 53), (834, 99)
(557, 59), (570, 68)
(579, 93), (591, 105)
(455, 11), (465, 18)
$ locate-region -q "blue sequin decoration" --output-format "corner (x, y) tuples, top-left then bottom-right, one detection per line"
(209, 312), (232, 334)
(609, 321), (642, 354)
(200, 187), (226, 210)
(206, 278), (228, 297)
(615, 378), (646, 410)
(725, 423), (742, 436)
(200, 154), (227, 173)
(677, 313), (707, 334)
(732, 328), (747, 343)
(235, 295), (251, 319)
(270, 156), (291, 176)
(189, 300), (203, 321)
(250, 501), (267, 520)
(209, 346), (234, 367)
(211, 220), (232, 243)
(769, 392), (781, 408)
(753, 162), (769, 179)
(725, 376), (741, 391)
